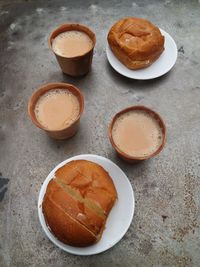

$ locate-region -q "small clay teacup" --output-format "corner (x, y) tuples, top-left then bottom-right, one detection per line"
(108, 106), (166, 163)
(28, 82), (84, 140)
(49, 23), (96, 76)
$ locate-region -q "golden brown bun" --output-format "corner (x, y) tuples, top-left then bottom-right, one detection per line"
(42, 160), (117, 247)
(107, 17), (165, 69)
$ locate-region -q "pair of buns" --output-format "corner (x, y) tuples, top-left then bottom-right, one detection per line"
(108, 17), (165, 69)
(42, 160), (117, 247)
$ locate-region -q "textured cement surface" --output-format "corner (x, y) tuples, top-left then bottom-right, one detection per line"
(0, 0), (200, 266)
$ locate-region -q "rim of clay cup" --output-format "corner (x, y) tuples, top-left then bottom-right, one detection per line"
(48, 23), (96, 59)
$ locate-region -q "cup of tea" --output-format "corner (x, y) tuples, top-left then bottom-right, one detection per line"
(28, 82), (84, 139)
(49, 23), (96, 76)
(108, 106), (166, 162)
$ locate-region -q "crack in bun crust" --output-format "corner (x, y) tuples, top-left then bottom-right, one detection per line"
(107, 17), (165, 69)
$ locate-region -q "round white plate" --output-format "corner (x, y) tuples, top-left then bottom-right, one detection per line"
(106, 29), (177, 80)
(38, 154), (135, 255)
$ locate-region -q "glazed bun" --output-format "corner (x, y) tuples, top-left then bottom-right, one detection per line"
(42, 160), (117, 247)
(107, 17), (165, 69)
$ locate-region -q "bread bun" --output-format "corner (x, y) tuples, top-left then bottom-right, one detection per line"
(107, 17), (165, 69)
(42, 160), (117, 247)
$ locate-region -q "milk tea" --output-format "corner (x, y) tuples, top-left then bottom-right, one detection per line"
(112, 110), (163, 158)
(34, 89), (80, 131)
(52, 30), (93, 58)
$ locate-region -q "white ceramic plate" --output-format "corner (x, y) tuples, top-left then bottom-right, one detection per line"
(38, 154), (135, 255)
(106, 29), (177, 80)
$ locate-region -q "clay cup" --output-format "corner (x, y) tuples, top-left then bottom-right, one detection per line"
(49, 24), (96, 76)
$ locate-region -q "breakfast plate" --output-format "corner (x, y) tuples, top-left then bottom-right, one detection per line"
(38, 154), (135, 255)
(106, 29), (177, 80)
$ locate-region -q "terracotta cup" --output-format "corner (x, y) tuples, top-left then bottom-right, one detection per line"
(108, 106), (166, 163)
(49, 23), (96, 76)
(28, 82), (84, 140)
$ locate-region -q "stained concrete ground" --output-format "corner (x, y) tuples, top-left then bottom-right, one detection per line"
(0, 0), (200, 266)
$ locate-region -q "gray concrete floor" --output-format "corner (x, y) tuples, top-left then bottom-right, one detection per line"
(0, 0), (200, 266)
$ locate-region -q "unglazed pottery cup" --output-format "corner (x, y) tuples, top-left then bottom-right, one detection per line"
(49, 23), (96, 76)
(108, 106), (166, 163)
(28, 82), (84, 140)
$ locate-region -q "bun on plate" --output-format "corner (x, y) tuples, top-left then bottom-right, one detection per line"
(107, 17), (165, 69)
(42, 160), (117, 247)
